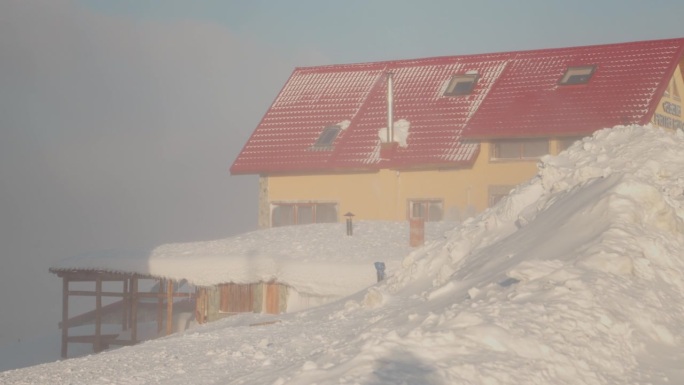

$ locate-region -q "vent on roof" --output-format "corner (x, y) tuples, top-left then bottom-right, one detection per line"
(312, 125), (342, 150)
(559, 66), (596, 85)
(444, 73), (478, 96)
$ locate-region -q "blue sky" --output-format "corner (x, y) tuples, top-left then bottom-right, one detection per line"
(0, 0), (683, 364)
(78, 0), (684, 63)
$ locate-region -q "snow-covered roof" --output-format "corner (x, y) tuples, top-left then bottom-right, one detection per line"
(231, 38), (684, 174)
(50, 221), (455, 297)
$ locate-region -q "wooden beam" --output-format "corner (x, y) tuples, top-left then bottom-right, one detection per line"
(135, 291), (192, 299)
(122, 279), (129, 330)
(131, 277), (138, 344)
(59, 300), (125, 329)
(166, 279), (174, 336)
(61, 276), (69, 358)
(66, 334), (119, 344)
(67, 290), (126, 297)
(50, 269), (138, 281)
(157, 279), (164, 334)
(195, 287), (206, 324)
(94, 276), (102, 353)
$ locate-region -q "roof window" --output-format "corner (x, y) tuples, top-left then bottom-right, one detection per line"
(312, 125), (341, 149)
(559, 66), (596, 85)
(444, 73), (478, 96)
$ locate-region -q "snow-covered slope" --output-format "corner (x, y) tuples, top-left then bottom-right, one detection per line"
(3, 125), (684, 384)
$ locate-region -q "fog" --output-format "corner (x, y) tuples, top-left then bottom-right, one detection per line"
(0, 1), (319, 346)
(3, 0), (684, 358)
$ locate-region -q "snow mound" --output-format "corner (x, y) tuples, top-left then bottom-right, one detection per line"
(4, 125), (684, 384)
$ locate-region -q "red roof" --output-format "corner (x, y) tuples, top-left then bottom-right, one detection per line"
(231, 38), (684, 175)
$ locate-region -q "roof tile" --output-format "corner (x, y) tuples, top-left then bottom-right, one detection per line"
(231, 38), (684, 174)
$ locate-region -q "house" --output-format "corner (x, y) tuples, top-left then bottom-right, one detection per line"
(230, 38), (684, 228)
(49, 221), (453, 358)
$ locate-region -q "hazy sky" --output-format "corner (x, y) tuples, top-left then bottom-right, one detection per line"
(0, 0), (682, 349)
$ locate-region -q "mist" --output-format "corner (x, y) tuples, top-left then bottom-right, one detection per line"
(0, 0), (313, 347)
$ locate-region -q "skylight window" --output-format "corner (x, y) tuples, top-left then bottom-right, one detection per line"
(559, 66), (596, 85)
(444, 73), (478, 96)
(312, 125), (341, 149)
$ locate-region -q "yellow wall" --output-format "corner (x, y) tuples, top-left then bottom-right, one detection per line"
(263, 69), (682, 226)
(651, 64), (684, 131)
(265, 141), (545, 224)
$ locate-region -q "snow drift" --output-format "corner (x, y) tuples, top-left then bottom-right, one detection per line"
(3, 125), (684, 384)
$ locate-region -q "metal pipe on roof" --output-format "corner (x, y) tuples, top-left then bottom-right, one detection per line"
(386, 72), (394, 143)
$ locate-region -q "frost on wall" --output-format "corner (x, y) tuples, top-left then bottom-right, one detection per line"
(378, 119), (410, 148)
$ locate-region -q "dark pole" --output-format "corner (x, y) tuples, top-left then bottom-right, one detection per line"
(344, 212), (355, 236)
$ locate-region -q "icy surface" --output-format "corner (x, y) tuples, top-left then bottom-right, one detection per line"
(3, 125), (684, 384)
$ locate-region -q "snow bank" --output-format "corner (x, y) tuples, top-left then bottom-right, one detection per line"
(5, 125), (684, 384)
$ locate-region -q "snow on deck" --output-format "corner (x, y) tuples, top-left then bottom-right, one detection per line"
(50, 221), (455, 297)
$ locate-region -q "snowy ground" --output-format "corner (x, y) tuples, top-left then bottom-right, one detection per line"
(3, 124), (684, 384)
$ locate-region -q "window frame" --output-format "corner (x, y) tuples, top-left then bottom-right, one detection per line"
(559, 65), (596, 85)
(490, 139), (549, 161)
(271, 202), (338, 227)
(443, 73), (478, 97)
(311, 125), (342, 150)
(407, 199), (443, 222)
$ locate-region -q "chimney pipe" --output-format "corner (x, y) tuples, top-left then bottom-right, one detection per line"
(386, 72), (394, 143)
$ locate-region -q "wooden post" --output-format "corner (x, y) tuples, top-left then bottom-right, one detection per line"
(61, 276), (69, 359)
(122, 279), (129, 331)
(166, 279), (174, 336)
(265, 283), (279, 314)
(94, 276), (102, 353)
(131, 276), (138, 343)
(195, 287), (206, 324)
(409, 217), (425, 247)
(157, 279), (164, 334)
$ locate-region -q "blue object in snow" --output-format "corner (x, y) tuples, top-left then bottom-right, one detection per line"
(374, 262), (386, 282)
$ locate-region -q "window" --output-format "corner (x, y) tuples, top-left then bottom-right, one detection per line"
(271, 202), (338, 227)
(271, 205), (294, 227)
(489, 185), (514, 207)
(312, 125), (341, 150)
(557, 136), (584, 153)
(491, 139), (549, 160)
(559, 66), (596, 85)
(444, 74), (478, 96)
(408, 200), (443, 222)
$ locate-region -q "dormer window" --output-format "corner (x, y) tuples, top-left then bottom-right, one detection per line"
(444, 73), (478, 96)
(312, 125), (341, 149)
(559, 66), (596, 85)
